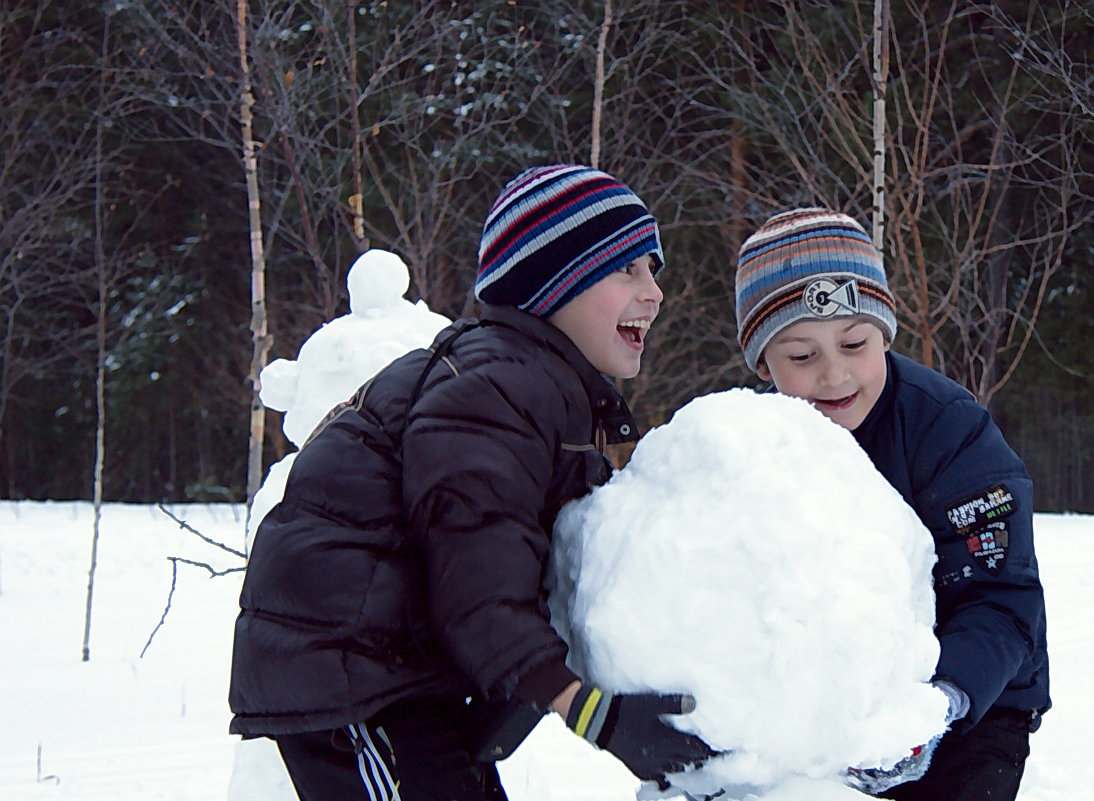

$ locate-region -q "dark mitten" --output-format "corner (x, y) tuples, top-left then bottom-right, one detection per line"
(565, 686), (716, 783)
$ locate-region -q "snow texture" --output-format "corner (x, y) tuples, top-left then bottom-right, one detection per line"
(2, 502), (1084, 801)
(551, 389), (949, 798)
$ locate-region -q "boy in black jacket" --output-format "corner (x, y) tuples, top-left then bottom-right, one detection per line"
(229, 164), (715, 800)
(734, 208), (1049, 800)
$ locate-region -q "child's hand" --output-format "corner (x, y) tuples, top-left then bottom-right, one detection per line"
(845, 735), (940, 795)
(564, 685), (717, 785)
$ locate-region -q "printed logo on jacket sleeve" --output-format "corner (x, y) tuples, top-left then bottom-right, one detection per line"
(945, 484), (1015, 577)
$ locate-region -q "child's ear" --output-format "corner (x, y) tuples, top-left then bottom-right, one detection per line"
(756, 360), (772, 382)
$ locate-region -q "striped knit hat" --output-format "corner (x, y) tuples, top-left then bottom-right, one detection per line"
(735, 208), (897, 371)
(475, 164), (663, 317)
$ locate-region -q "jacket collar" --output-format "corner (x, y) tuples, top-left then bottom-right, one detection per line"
(478, 305), (639, 444)
(852, 350), (895, 445)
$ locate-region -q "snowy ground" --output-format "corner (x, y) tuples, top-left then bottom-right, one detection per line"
(0, 501), (1089, 800)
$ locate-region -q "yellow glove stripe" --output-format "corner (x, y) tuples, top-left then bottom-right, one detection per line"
(572, 687), (603, 738)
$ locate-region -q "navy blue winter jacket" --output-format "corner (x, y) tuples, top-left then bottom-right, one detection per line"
(853, 351), (1050, 732)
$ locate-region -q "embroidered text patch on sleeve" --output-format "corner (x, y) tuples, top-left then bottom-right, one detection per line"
(945, 485), (1016, 577)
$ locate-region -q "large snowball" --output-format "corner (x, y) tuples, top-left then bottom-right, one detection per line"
(550, 389), (948, 798)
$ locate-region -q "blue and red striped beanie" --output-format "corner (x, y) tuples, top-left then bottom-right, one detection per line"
(735, 208), (897, 371)
(475, 164), (663, 317)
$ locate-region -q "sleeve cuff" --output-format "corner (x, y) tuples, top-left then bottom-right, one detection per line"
(934, 678), (971, 724)
(513, 659), (579, 711)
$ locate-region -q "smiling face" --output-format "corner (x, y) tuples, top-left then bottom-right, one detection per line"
(757, 317), (890, 430)
(547, 254), (663, 379)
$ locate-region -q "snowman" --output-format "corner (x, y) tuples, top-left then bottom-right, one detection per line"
(247, 249), (450, 548)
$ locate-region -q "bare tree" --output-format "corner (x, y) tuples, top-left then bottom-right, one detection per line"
(236, 0), (273, 508)
(105, 0), (269, 501)
(83, 5), (115, 663)
(645, 1), (1090, 411)
(883, 2), (1089, 404)
(8, 0), (1092, 509)
(0, 1), (100, 480)
(590, 0), (613, 169)
(82, 4), (182, 658)
(871, 0), (890, 248)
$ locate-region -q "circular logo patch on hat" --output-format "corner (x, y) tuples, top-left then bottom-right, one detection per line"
(803, 278), (861, 318)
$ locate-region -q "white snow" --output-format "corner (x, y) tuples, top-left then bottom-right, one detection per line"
(551, 389), (948, 798)
(0, 503), (1086, 800)
(1, 249), (1083, 801)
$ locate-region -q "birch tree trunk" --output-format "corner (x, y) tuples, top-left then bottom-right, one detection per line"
(871, 0), (889, 252)
(83, 11), (111, 662)
(237, 0), (271, 515)
(346, 0), (366, 246)
(590, 0), (612, 169)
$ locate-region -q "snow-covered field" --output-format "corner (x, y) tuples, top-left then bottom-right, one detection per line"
(0, 501), (1089, 800)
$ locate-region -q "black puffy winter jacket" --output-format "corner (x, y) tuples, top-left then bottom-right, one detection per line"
(228, 305), (639, 737)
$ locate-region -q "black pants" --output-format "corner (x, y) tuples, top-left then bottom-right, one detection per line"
(275, 700), (508, 801)
(881, 707), (1032, 801)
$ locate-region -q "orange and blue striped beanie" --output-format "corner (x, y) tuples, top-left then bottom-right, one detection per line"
(475, 164), (663, 317)
(735, 208), (897, 371)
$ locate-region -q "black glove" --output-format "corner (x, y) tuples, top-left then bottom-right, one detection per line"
(565, 685), (716, 783)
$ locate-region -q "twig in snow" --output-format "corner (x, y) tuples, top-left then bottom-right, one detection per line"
(169, 555), (246, 578)
(37, 742), (59, 784)
(141, 558), (180, 658)
(140, 557), (244, 658)
(158, 503), (247, 559)
(141, 506), (248, 658)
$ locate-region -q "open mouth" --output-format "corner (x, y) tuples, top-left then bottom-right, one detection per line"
(617, 319), (650, 349)
(814, 392), (858, 411)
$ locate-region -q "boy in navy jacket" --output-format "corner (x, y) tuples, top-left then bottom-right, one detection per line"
(734, 208), (1049, 800)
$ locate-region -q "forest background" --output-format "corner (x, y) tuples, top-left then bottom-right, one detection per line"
(3, 0), (1092, 512)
